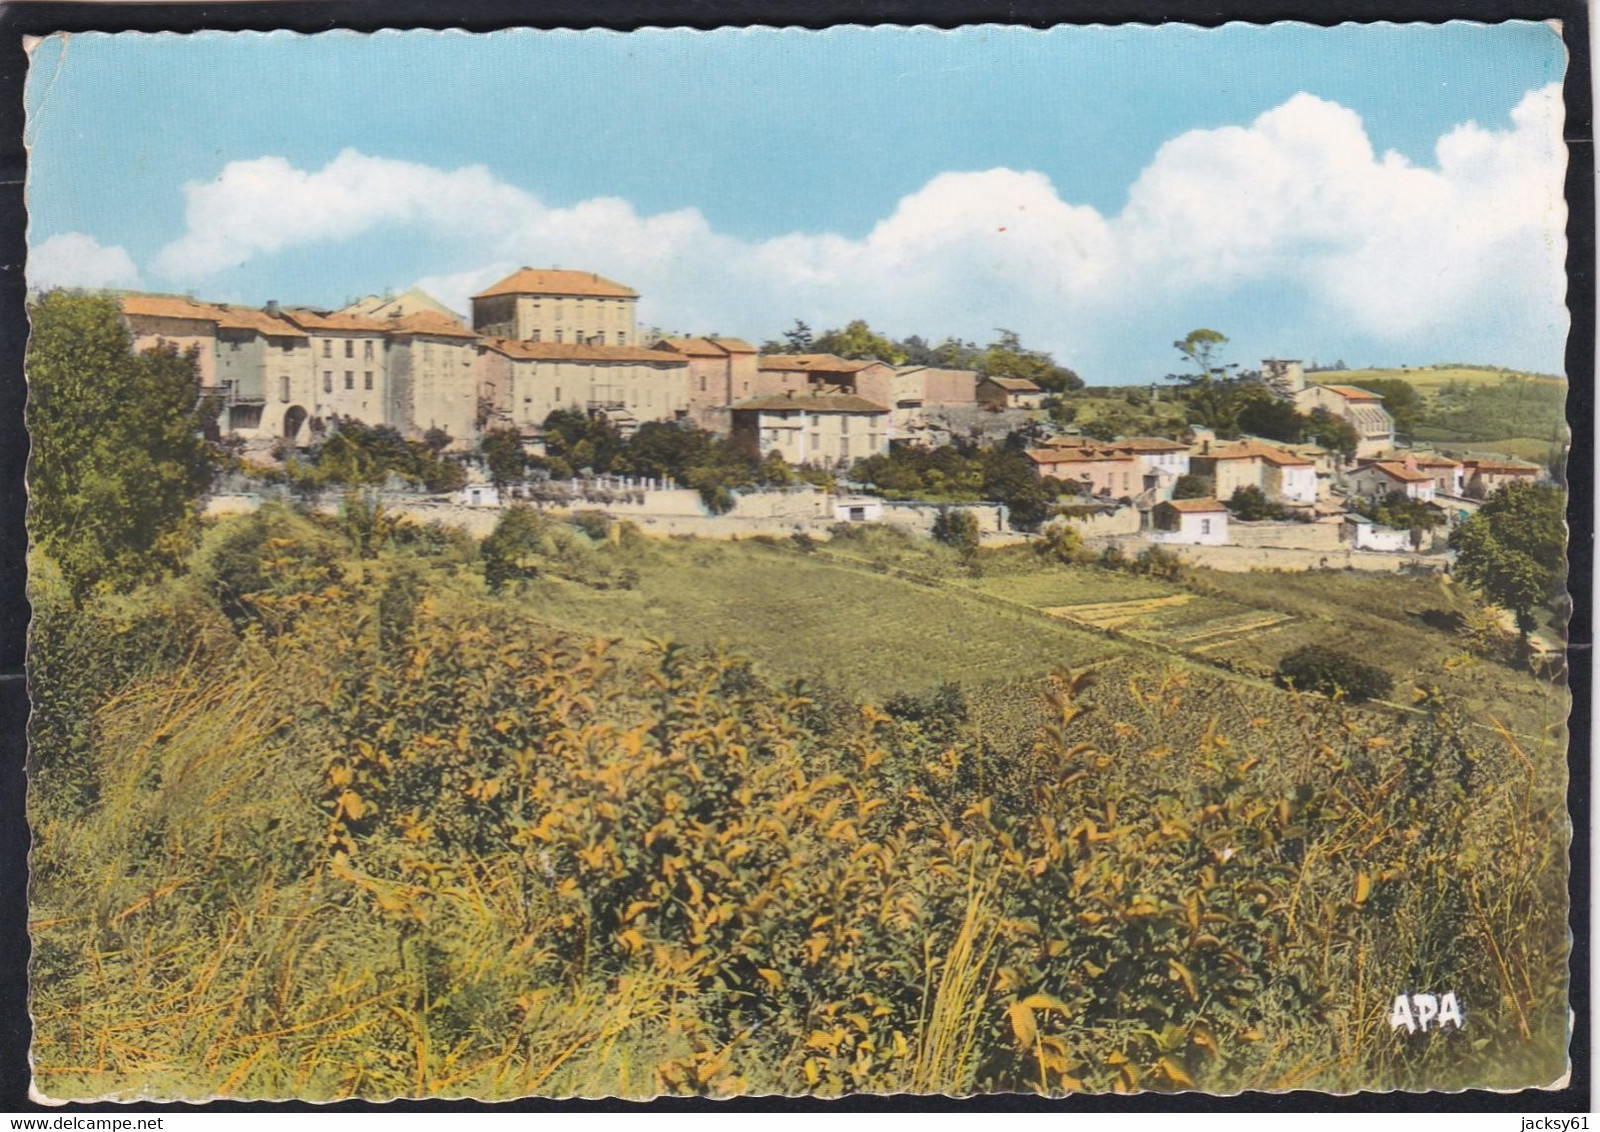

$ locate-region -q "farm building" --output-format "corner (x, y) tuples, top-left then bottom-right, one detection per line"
(977, 376), (1046, 410)
(1150, 498), (1230, 545)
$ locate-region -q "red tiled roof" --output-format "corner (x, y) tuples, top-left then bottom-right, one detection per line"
(1160, 497), (1228, 513)
(1110, 436), (1189, 452)
(1194, 442), (1312, 467)
(472, 268), (638, 300)
(756, 353), (871, 373)
(483, 338), (686, 364)
(710, 337), (757, 354)
(1463, 458), (1541, 475)
(280, 307), (393, 334)
(654, 336), (725, 357)
(983, 376), (1042, 392)
(732, 394), (888, 414)
(120, 294), (224, 323)
(1316, 384), (1385, 401)
(212, 306), (308, 338)
(1366, 461), (1434, 484)
(1025, 447), (1136, 465)
(386, 311), (480, 340)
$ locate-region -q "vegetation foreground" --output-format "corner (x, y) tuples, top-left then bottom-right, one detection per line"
(28, 503), (1570, 1100)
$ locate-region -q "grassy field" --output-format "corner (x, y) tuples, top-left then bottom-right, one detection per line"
(497, 528), (1562, 743)
(512, 536), (1130, 699)
(1312, 365), (1566, 391)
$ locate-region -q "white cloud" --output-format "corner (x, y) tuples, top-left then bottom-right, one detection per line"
(29, 231), (140, 291)
(148, 84), (1568, 376)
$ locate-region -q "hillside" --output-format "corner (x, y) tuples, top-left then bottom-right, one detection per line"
(1310, 365), (1565, 392)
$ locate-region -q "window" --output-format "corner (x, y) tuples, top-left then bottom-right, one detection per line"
(531, 329), (542, 343)
(554, 387), (561, 402)
(699, 375), (707, 393)
(810, 432), (820, 450)
(323, 371), (333, 393)
(345, 340), (354, 358)
(364, 341), (375, 361)
(554, 331), (563, 344)
(1201, 518), (1211, 536)
(616, 332), (625, 346)
(840, 437), (850, 459)
(322, 340), (332, 358)
(364, 371), (373, 390)
(344, 371), (354, 390)
(280, 376), (290, 402)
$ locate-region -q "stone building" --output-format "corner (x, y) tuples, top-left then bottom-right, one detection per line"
(470, 268), (640, 346)
(279, 308), (393, 432)
(120, 294), (222, 390)
(384, 311), (483, 450)
(1294, 383), (1395, 457)
(651, 336), (761, 432)
(729, 393), (890, 467)
(479, 338), (691, 438)
(1189, 440), (1318, 506)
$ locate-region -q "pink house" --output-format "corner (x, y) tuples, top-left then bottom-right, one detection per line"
(1024, 447), (1140, 497)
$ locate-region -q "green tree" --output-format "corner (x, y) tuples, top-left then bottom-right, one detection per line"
(1235, 389), (1305, 443)
(1172, 473), (1213, 500)
(1226, 485), (1280, 522)
(27, 292), (217, 600)
(979, 330), (1083, 393)
(481, 427), (527, 491)
(482, 506), (551, 593)
(1168, 329), (1245, 433)
(813, 320), (907, 364)
(1275, 645), (1394, 702)
(1304, 408), (1360, 460)
(1448, 481), (1566, 642)
(931, 507), (981, 563)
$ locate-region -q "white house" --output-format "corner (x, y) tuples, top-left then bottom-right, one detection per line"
(1344, 516), (1414, 552)
(1150, 498), (1230, 545)
(833, 496), (885, 523)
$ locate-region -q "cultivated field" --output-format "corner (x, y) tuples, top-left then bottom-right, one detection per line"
(1313, 365), (1565, 391)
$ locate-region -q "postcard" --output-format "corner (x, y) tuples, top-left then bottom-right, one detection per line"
(22, 23), (1572, 1101)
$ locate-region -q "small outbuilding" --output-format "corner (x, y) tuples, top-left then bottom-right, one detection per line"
(1151, 497), (1230, 545)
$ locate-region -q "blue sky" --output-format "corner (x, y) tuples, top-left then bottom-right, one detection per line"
(25, 23), (1569, 382)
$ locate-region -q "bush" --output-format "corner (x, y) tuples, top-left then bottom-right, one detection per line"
(1034, 522), (1086, 564)
(932, 507), (981, 558)
(1172, 473), (1213, 500)
(481, 506), (550, 593)
(1274, 644), (1394, 702)
(570, 510), (612, 542)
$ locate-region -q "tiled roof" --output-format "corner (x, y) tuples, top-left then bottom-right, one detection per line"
(1366, 461), (1434, 484)
(385, 311), (480, 340)
(1194, 442), (1312, 467)
(1463, 458), (1541, 475)
(731, 394), (889, 414)
(1160, 497), (1229, 513)
(483, 338), (686, 364)
(212, 306), (308, 338)
(1412, 455), (1463, 468)
(654, 336), (726, 357)
(119, 294), (225, 323)
(280, 307), (392, 333)
(709, 337), (757, 355)
(1111, 436), (1189, 452)
(984, 376), (1042, 392)
(1025, 447), (1136, 465)
(1317, 384), (1385, 401)
(472, 268), (638, 300)
(756, 353), (871, 373)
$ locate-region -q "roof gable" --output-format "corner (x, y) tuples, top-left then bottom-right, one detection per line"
(472, 268), (638, 300)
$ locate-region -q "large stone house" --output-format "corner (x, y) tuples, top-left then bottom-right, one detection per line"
(383, 311), (483, 449)
(279, 308), (393, 433)
(1188, 441), (1317, 505)
(1461, 457), (1543, 498)
(470, 268), (640, 346)
(211, 303), (315, 444)
(1024, 446), (1140, 497)
(651, 336), (761, 432)
(752, 354), (873, 399)
(1294, 383), (1395, 457)
(729, 393), (890, 467)
(888, 366), (980, 435)
(479, 338), (691, 438)
(1346, 460), (1437, 503)
(120, 294), (222, 390)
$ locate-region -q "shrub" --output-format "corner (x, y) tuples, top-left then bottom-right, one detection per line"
(1034, 522), (1086, 564)
(571, 510), (612, 542)
(932, 507), (981, 558)
(1172, 473), (1213, 500)
(481, 506), (551, 593)
(1274, 644), (1394, 702)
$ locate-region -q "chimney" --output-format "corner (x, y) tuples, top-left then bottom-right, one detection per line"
(264, 300), (279, 316)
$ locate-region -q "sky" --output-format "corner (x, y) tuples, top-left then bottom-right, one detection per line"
(23, 23), (1570, 384)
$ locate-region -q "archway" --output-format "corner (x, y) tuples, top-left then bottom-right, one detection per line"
(283, 405), (308, 444)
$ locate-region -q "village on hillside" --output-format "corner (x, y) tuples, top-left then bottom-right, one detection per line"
(116, 267), (1559, 573)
